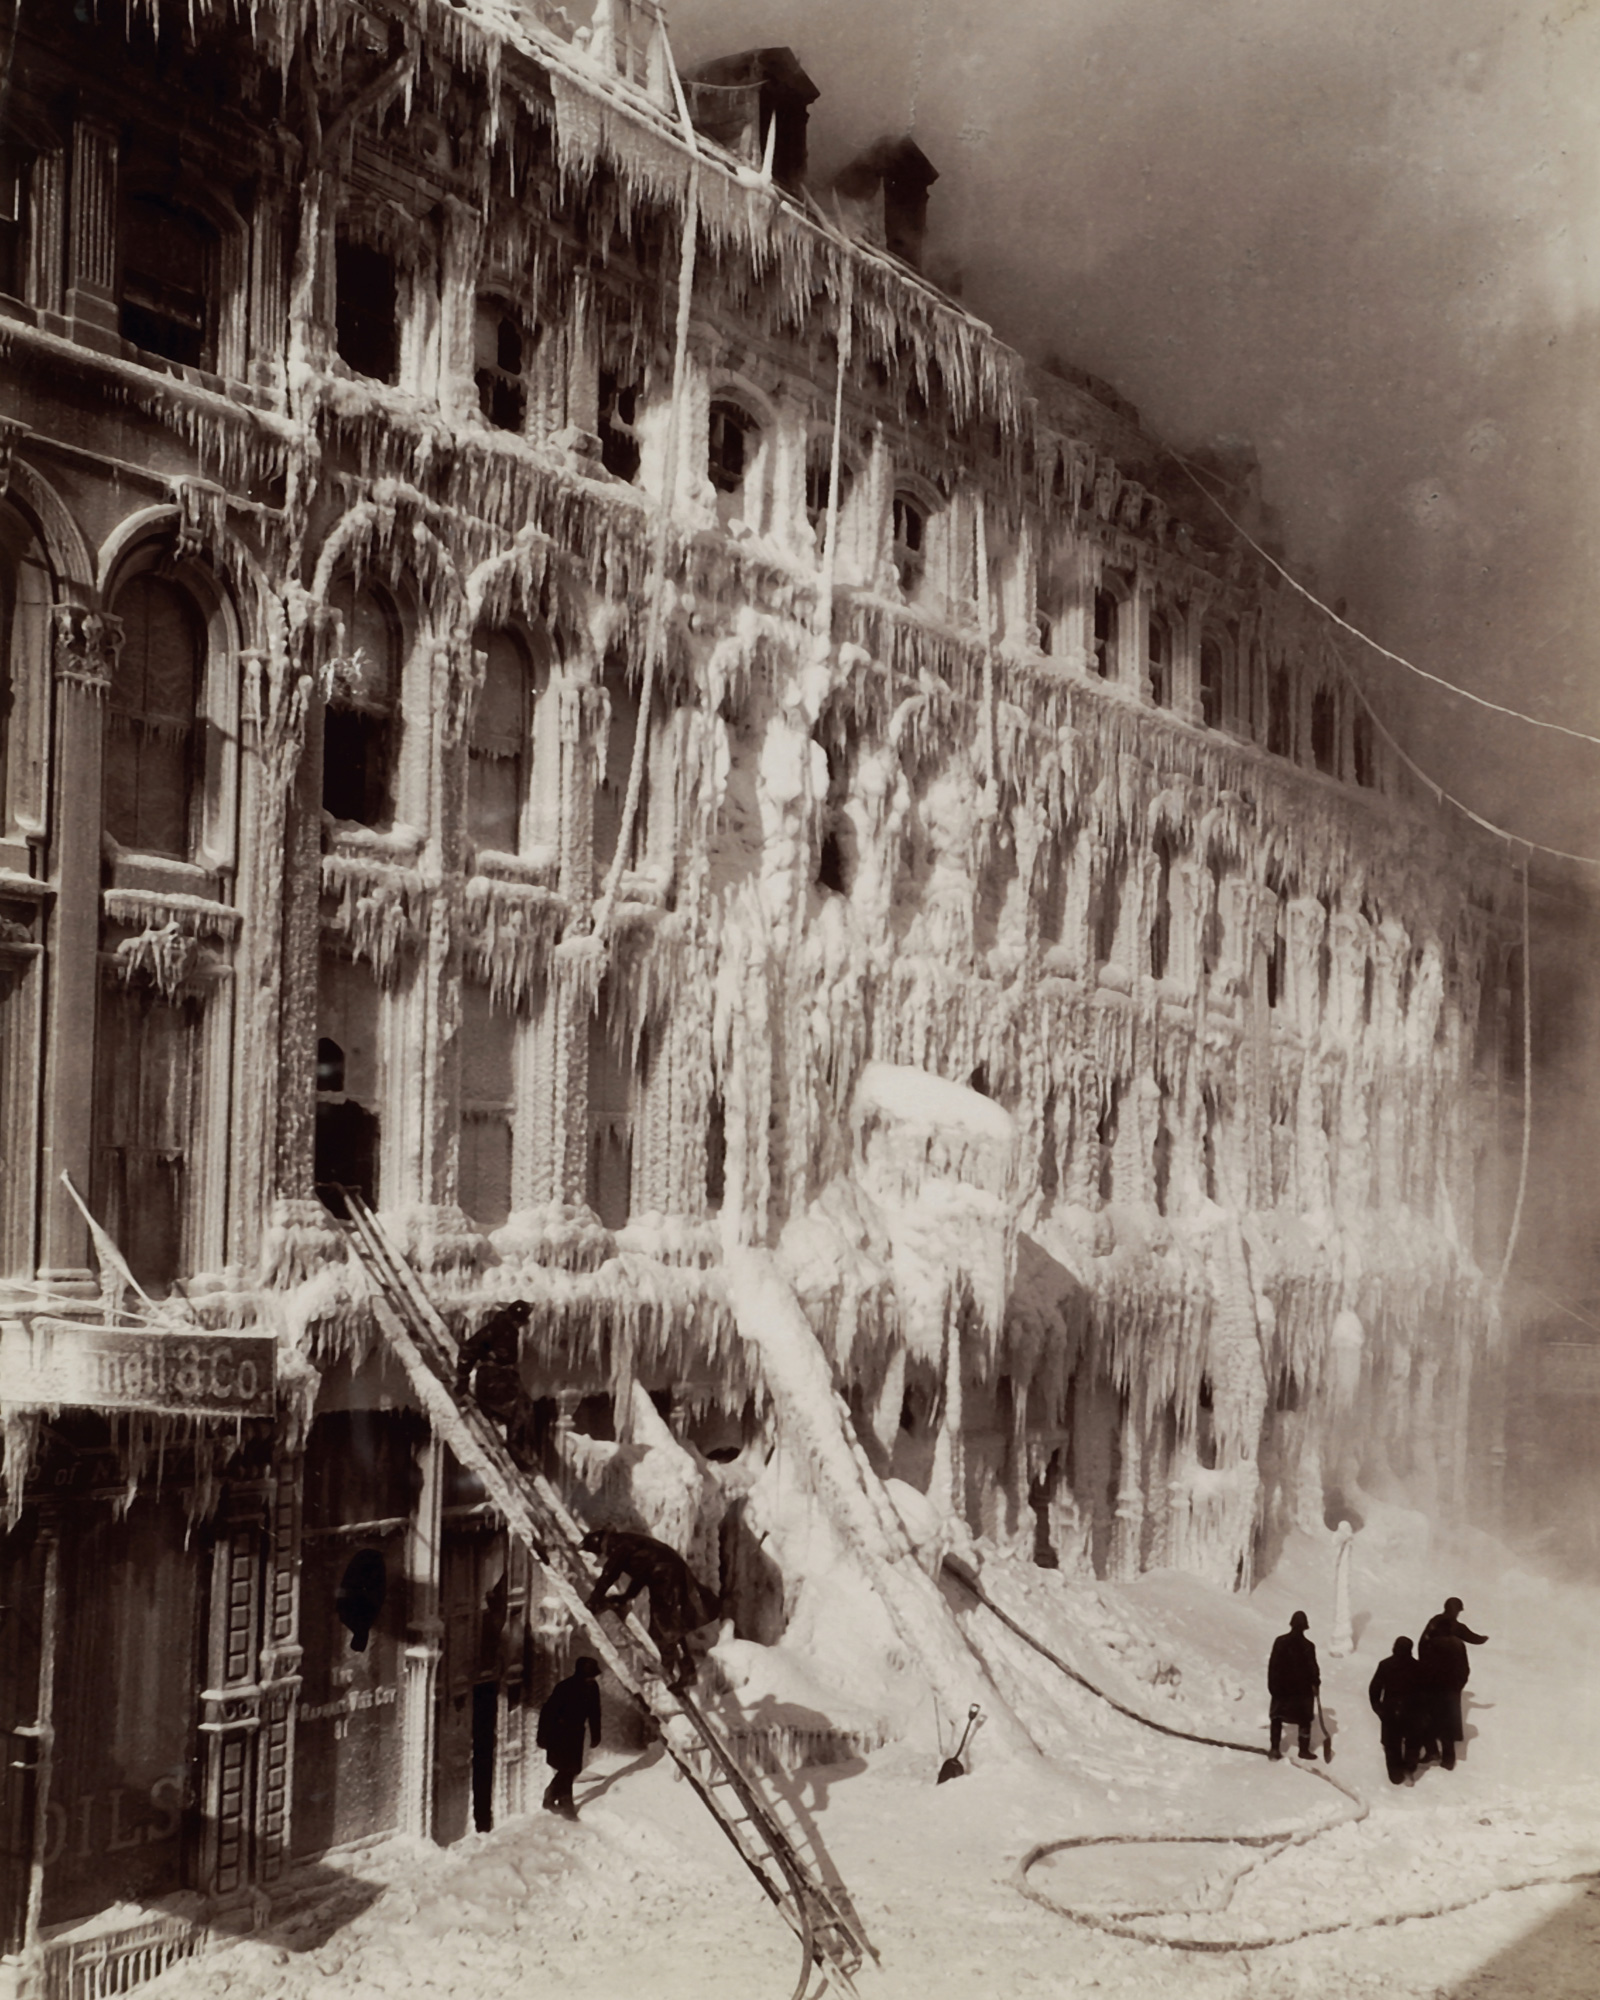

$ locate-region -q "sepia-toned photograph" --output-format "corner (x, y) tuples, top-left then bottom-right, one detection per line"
(0, 2), (1596, 1995)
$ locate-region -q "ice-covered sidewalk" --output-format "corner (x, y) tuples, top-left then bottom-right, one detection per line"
(142, 1524), (1600, 2000)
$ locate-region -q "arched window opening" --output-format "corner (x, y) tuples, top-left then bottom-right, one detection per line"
(104, 572), (203, 859)
(475, 300), (530, 432)
(709, 398), (758, 518)
(1199, 633), (1225, 728)
(805, 447), (854, 540)
(1147, 610), (1171, 707)
(469, 629), (542, 854)
(598, 371), (642, 481)
(1352, 708), (1376, 788)
(323, 578), (400, 829)
(1311, 686), (1338, 774)
(120, 194), (215, 369)
(1092, 588), (1118, 678)
(335, 238), (399, 383)
(891, 491), (926, 597)
(1267, 664), (1294, 758)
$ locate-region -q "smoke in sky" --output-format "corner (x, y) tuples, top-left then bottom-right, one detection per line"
(670, 0), (1600, 857)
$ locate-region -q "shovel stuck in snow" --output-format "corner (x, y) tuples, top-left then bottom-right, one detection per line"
(937, 1704), (983, 1783)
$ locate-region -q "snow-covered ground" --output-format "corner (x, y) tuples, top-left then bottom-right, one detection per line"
(146, 1516), (1600, 2000)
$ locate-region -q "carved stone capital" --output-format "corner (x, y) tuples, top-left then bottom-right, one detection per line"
(52, 602), (122, 695)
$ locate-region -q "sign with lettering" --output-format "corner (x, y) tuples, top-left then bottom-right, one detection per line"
(0, 1317), (276, 1417)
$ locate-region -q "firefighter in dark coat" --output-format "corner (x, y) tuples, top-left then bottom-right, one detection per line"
(582, 1528), (719, 1692)
(1368, 1635), (1424, 1784)
(1417, 1596), (1488, 1770)
(1267, 1610), (1320, 1760)
(455, 1302), (542, 1470)
(536, 1656), (602, 1818)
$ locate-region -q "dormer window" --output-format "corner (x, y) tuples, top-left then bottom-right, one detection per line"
(335, 238), (398, 384)
(599, 371), (641, 481)
(475, 301), (530, 432)
(891, 492), (925, 597)
(120, 194), (214, 369)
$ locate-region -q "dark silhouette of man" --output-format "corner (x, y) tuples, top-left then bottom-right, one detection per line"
(1267, 1610), (1320, 1760)
(1368, 1635), (1424, 1784)
(455, 1302), (542, 1469)
(1417, 1596), (1488, 1770)
(582, 1528), (719, 1692)
(536, 1655), (602, 1818)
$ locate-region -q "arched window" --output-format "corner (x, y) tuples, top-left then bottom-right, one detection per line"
(1199, 632), (1226, 728)
(709, 397), (760, 527)
(475, 300), (531, 432)
(1092, 587), (1118, 678)
(891, 491), (926, 597)
(323, 578), (400, 829)
(469, 628), (548, 854)
(104, 573), (203, 858)
(120, 194), (216, 369)
(1147, 610), (1171, 707)
(599, 371), (642, 481)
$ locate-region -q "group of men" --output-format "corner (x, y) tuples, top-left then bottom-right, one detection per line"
(1267, 1597), (1489, 1780)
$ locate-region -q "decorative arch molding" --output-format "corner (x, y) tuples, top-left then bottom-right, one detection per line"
(5, 456), (95, 592)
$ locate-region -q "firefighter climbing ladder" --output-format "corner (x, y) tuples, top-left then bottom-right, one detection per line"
(334, 1191), (874, 2000)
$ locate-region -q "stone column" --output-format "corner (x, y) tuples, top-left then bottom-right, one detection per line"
(37, 605), (119, 1290)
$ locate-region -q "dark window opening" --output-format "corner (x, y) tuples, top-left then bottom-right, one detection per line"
(816, 825), (847, 893)
(1148, 612), (1171, 707)
(91, 985), (200, 1297)
(1093, 852), (1124, 966)
(315, 1100), (379, 1217)
(891, 492), (926, 596)
(805, 450), (853, 535)
(120, 194), (213, 368)
(1092, 589), (1117, 677)
(709, 398), (754, 494)
(1362, 957), (1375, 1026)
(335, 239), (399, 384)
(104, 572), (203, 859)
(468, 629), (536, 853)
(0, 145), (30, 300)
(317, 1036), (346, 1093)
(1149, 834), (1174, 981)
(1311, 686), (1338, 774)
(1036, 611), (1053, 656)
(1352, 709), (1376, 787)
(1267, 665), (1293, 758)
(599, 372), (641, 481)
(706, 1088), (726, 1210)
(323, 579), (400, 829)
(1199, 635), (1224, 728)
(471, 1682), (497, 1833)
(1266, 899), (1287, 1008)
(1039, 1092), (1059, 1202)
(1201, 858), (1225, 976)
(335, 1549), (388, 1653)
(475, 301), (529, 432)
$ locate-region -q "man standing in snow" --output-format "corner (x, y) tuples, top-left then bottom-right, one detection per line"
(1417, 1596), (1488, 1771)
(1368, 1635), (1424, 1783)
(537, 1655), (603, 1818)
(1267, 1610), (1320, 1760)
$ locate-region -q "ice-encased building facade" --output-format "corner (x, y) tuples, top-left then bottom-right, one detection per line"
(0, 0), (1525, 1980)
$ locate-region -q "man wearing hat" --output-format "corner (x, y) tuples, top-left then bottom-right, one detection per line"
(1267, 1610), (1321, 1760)
(1418, 1596), (1488, 1770)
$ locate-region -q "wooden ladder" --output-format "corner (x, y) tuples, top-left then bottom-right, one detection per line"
(336, 1190), (874, 1999)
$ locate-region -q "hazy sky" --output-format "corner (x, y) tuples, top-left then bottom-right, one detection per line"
(669, 0), (1600, 858)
